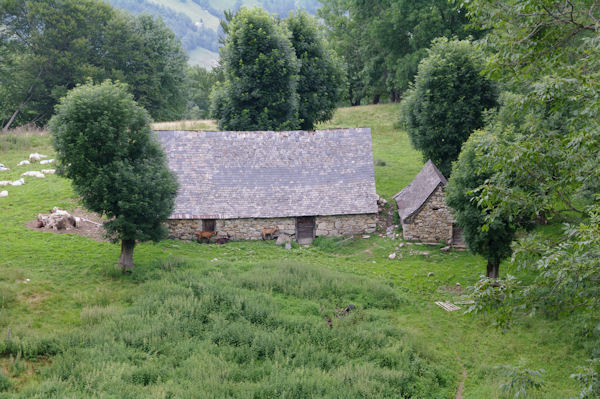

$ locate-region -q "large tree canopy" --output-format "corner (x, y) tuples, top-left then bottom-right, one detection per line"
(318, 0), (479, 104)
(284, 11), (343, 130)
(49, 81), (178, 272)
(400, 38), (497, 177)
(211, 7), (299, 131)
(459, 2), (599, 392)
(0, 0), (188, 128)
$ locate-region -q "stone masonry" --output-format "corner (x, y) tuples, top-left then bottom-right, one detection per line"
(401, 185), (453, 244)
(315, 214), (377, 237)
(166, 213), (377, 241)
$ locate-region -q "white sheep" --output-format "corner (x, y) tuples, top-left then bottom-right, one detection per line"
(29, 153), (48, 162)
(0, 166), (9, 172)
(40, 159), (55, 165)
(11, 178), (25, 186)
(21, 171), (45, 178)
(51, 207), (69, 216)
(41, 169), (56, 174)
(0, 181), (11, 186)
(0, 190), (7, 198)
(17, 160), (30, 166)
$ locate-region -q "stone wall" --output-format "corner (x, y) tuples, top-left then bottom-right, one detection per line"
(165, 213), (377, 241)
(315, 214), (377, 237)
(401, 185), (454, 244)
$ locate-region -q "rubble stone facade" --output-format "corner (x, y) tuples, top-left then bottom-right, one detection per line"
(166, 213), (377, 241)
(401, 185), (454, 244)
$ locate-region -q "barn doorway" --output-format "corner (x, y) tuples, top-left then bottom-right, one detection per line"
(296, 217), (315, 244)
(202, 219), (216, 232)
(452, 224), (465, 248)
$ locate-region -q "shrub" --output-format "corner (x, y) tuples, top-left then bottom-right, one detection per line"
(0, 371), (11, 392)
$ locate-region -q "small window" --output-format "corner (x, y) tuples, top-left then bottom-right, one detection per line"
(202, 219), (216, 232)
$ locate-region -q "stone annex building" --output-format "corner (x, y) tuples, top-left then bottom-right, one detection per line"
(393, 160), (463, 246)
(156, 128), (378, 244)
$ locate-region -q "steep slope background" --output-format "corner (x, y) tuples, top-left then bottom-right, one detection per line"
(105, 0), (321, 68)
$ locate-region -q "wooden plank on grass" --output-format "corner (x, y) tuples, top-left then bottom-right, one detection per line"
(435, 301), (461, 312)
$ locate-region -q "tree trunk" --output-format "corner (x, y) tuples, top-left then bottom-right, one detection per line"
(2, 70), (41, 132)
(372, 94), (380, 104)
(2, 98), (28, 132)
(117, 239), (136, 273)
(486, 261), (499, 279)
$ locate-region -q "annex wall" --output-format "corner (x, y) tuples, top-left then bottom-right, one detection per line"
(401, 185), (454, 244)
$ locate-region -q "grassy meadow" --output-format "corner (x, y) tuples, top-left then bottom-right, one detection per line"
(0, 104), (592, 397)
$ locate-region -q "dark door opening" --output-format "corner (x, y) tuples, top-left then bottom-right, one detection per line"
(296, 216), (315, 244)
(202, 219), (216, 232)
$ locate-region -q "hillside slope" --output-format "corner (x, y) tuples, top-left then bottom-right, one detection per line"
(106, 0), (320, 68)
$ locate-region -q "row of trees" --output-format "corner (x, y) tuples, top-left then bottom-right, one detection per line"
(0, 0), (188, 130)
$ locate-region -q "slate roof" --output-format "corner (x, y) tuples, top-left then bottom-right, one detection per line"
(156, 128), (378, 219)
(393, 160), (447, 222)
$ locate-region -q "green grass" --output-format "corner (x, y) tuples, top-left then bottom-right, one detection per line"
(0, 106), (592, 397)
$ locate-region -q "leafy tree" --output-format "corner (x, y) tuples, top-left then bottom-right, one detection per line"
(49, 81), (178, 272)
(446, 129), (521, 278)
(317, 0), (365, 105)
(211, 7), (299, 130)
(457, 2), (599, 393)
(319, 0), (478, 103)
(284, 11), (343, 130)
(400, 38), (497, 177)
(0, 0), (187, 127)
(122, 14), (188, 121)
(185, 65), (221, 119)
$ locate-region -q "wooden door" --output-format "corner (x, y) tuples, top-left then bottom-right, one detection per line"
(452, 224), (465, 247)
(296, 217), (315, 244)
(202, 219), (216, 232)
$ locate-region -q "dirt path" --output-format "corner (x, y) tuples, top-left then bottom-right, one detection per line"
(454, 350), (467, 399)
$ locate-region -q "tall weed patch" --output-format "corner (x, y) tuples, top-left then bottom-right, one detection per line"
(4, 261), (451, 398)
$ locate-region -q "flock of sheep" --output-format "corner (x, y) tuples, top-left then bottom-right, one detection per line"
(0, 152), (55, 198)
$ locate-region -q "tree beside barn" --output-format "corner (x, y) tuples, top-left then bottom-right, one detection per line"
(49, 81), (178, 272)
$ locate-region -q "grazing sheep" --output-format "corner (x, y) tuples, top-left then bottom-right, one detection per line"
(17, 160), (30, 166)
(11, 179), (25, 186)
(41, 169), (56, 174)
(0, 190), (7, 198)
(40, 159), (55, 165)
(29, 153), (48, 162)
(21, 171), (45, 178)
(51, 207), (69, 215)
(0, 166), (9, 172)
(0, 181), (11, 186)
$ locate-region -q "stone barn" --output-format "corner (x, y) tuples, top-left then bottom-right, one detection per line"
(156, 128), (378, 244)
(393, 160), (463, 245)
